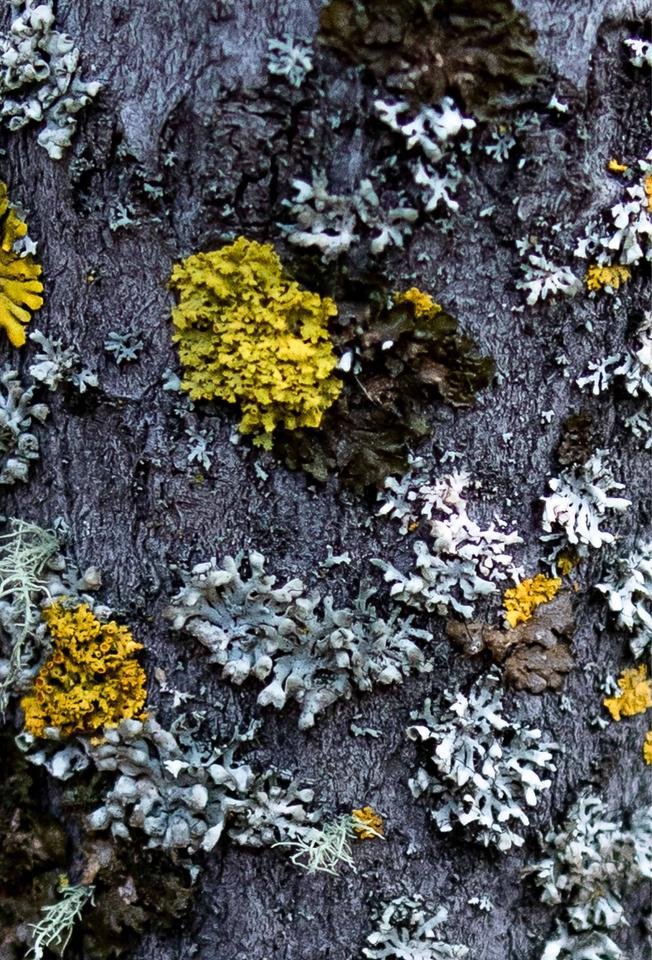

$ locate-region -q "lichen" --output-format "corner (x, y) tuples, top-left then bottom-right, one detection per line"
(27, 879), (95, 960)
(585, 263), (631, 292)
(644, 731), (652, 764)
(275, 808), (384, 875)
(503, 574), (561, 628)
(361, 893), (470, 959)
(0, 368), (49, 487)
(602, 665), (652, 721)
(0, 181), (43, 346)
(0, 0), (101, 159)
(169, 236), (342, 449)
(351, 806), (384, 840)
(20, 601), (148, 738)
(166, 551), (431, 729)
(596, 541), (652, 658)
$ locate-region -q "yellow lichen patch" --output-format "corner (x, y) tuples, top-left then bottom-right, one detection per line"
(169, 237), (342, 449)
(393, 286), (442, 318)
(603, 665), (652, 722)
(21, 601), (147, 738)
(351, 806), (384, 840)
(585, 264), (632, 292)
(607, 159), (628, 174)
(503, 574), (561, 629)
(644, 731), (652, 765)
(645, 174), (652, 212)
(556, 553), (577, 577)
(0, 181), (43, 347)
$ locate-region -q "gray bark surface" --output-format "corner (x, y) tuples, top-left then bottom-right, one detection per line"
(3, 1), (651, 958)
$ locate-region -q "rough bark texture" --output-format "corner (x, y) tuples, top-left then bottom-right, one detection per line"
(2, 1), (651, 959)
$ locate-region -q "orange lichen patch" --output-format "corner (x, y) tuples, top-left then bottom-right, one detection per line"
(603, 665), (652, 722)
(585, 264), (632, 292)
(0, 182), (43, 347)
(607, 159), (628, 174)
(645, 174), (652, 212)
(393, 287), (442, 318)
(644, 731), (652, 765)
(352, 806), (384, 840)
(21, 601), (147, 738)
(503, 575), (561, 629)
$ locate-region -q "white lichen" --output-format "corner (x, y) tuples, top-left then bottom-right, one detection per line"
(362, 894), (470, 959)
(596, 541), (652, 658)
(541, 451), (631, 552)
(27, 881), (94, 960)
(375, 467), (522, 619)
(0, 367), (49, 486)
(406, 676), (557, 852)
(624, 37), (652, 69)
(374, 98), (475, 163)
(165, 552), (432, 729)
(0, 1), (101, 159)
(276, 810), (383, 876)
(516, 249), (581, 306)
(104, 331), (144, 364)
(29, 330), (98, 393)
(267, 35), (313, 88)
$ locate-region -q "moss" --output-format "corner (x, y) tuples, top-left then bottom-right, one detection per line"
(21, 601), (147, 738)
(276, 283), (494, 488)
(0, 182), (44, 347)
(169, 237), (342, 449)
(603, 665), (652, 721)
(319, 0), (540, 116)
(503, 574), (561, 628)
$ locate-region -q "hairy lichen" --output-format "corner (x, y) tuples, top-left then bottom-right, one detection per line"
(276, 808), (383, 876)
(20, 602), (147, 738)
(169, 237), (342, 449)
(0, 181), (43, 346)
(27, 879), (95, 960)
(503, 574), (561, 628)
(602, 665), (652, 721)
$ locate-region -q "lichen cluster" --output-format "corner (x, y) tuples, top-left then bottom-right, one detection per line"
(170, 236), (342, 448)
(602, 665), (652, 721)
(0, 181), (43, 347)
(502, 574), (561, 628)
(20, 602), (148, 738)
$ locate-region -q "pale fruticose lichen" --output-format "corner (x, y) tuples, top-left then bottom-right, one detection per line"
(596, 541), (652, 658)
(0, 1), (101, 159)
(406, 676), (557, 852)
(525, 793), (652, 960)
(577, 311), (651, 448)
(361, 894), (469, 960)
(29, 330), (98, 393)
(0, 519), (101, 712)
(165, 551), (432, 730)
(276, 807), (384, 876)
(375, 464), (523, 619)
(27, 880), (95, 960)
(21, 714), (321, 859)
(267, 35), (313, 88)
(0, 367), (49, 486)
(541, 451), (631, 554)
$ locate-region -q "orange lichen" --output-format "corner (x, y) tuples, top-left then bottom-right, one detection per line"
(644, 731), (652, 765)
(352, 806), (384, 840)
(585, 264), (631, 292)
(0, 181), (43, 347)
(607, 159), (628, 173)
(603, 665), (652, 722)
(645, 174), (652, 212)
(503, 575), (561, 629)
(21, 601), (147, 737)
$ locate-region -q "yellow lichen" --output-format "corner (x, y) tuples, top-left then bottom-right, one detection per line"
(503, 574), (561, 628)
(603, 665), (652, 722)
(645, 174), (652, 212)
(169, 237), (342, 449)
(0, 182), (44, 347)
(607, 159), (628, 173)
(585, 263), (632, 292)
(21, 601), (147, 738)
(644, 731), (652, 765)
(393, 286), (442, 318)
(351, 806), (384, 840)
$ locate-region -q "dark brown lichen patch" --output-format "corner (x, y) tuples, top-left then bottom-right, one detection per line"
(447, 593), (575, 693)
(556, 411), (601, 468)
(319, 0), (540, 116)
(275, 285), (494, 488)
(0, 734), (69, 959)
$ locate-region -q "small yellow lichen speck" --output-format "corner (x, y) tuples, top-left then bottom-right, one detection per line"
(21, 601), (147, 738)
(607, 159), (628, 173)
(393, 287), (442, 318)
(0, 181), (43, 347)
(645, 174), (652, 212)
(352, 806), (384, 840)
(169, 237), (342, 449)
(603, 665), (652, 722)
(585, 264), (631, 292)
(644, 731), (652, 765)
(503, 574), (561, 628)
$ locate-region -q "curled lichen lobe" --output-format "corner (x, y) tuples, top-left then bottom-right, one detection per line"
(21, 601), (147, 738)
(169, 237), (342, 448)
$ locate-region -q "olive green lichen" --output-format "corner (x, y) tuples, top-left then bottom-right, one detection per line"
(169, 236), (342, 449)
(319, 0), (540, 117)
